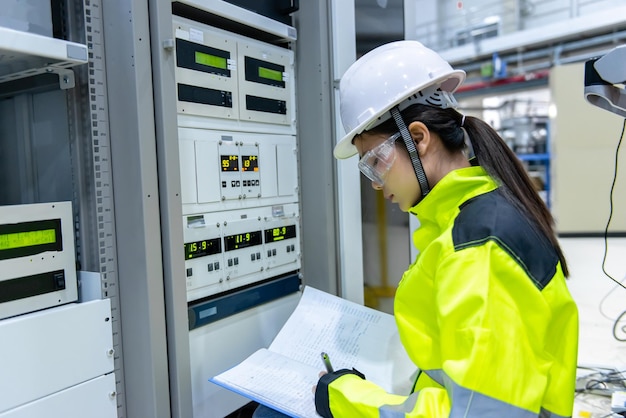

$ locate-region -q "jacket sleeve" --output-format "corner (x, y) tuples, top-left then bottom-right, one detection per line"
(314, 369), (450, 418)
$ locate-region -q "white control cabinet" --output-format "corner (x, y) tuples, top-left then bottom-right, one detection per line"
(0, 299), (116, 418)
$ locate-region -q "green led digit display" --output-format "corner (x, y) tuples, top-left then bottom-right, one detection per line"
(258, 66), (283, 82)
(0, 229), (56, 250)
(264, 225), (296, 243)
(184, 237), (221, 260)
(224, 231), (262, 252)
(195, 51), (227, 70)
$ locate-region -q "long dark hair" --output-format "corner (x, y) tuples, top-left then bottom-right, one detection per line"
(368, 104), (569, 277)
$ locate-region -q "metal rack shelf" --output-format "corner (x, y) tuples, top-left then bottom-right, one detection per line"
(0, 25), (87, 88)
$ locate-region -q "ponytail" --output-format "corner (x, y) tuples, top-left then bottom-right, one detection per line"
(367, 104), (569, 277)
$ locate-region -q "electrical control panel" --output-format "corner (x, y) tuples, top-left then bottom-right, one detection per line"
(173, 16), (295, 131)
(0, 201), (78, 320)
(178, 128), (298, 215)
(173, 15), (299, 304)
(182, 204), (300, 302)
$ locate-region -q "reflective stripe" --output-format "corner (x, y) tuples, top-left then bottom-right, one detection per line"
(423, 369), (445, 387)
(379, 393), (420, 418)
(442, 373), (534, 418)
(539, 408), (570, 418)
(419, 368), (571, 418)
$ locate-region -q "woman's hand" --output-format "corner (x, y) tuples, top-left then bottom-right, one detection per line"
(312, 371), (327, 393)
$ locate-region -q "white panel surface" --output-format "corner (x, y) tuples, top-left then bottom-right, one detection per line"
(0, 299), (114, 413)
(258, 143), (278, 197)
(179, 139), (197, 204)
(0, 374), (117, 418)
(189, 293), (300, 418)
(276, 144), (297, 197)
(195, 141), (221, 203)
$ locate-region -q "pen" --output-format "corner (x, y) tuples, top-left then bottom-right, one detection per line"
(321, 352), (334, 373)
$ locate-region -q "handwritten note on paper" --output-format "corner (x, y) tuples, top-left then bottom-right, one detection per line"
(270, 286), (412, 392)
(213, 349), (319, 418)
(210, 286), (417, 417)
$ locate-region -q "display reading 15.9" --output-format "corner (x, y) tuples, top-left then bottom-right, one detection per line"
(241, 155), (259, 172)
(221, 155), (239, 172)
(224, 231), (262, 251)
(184, 238), (221, 260)
(264, 225), (296, 243)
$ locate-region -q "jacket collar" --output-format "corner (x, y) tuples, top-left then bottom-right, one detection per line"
(409, 167), (498, 249)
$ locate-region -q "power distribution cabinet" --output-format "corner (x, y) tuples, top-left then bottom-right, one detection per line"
(173, 15), (300, 304)
(171, 8), (302, 417)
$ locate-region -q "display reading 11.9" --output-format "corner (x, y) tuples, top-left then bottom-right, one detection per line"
(224, 231), (262, 252)
(221, 155), (239, 172)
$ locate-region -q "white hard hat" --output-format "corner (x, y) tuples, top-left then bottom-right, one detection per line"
(334, 40), (466, 159)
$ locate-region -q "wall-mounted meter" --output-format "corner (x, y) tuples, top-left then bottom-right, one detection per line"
(237, 42), (292, 126)
(173, 16), (295, 131)
(0, 201), (78, 320)
(178, 128), (298, 215)
(173, 15), (299, 306)
(183, 204), (300, 302)
(174, 17), (238, 120)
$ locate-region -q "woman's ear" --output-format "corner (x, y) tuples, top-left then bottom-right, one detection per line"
(407, 121), (430, 153)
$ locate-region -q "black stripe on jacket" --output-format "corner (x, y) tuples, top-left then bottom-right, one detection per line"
(452, 189), (558, 290)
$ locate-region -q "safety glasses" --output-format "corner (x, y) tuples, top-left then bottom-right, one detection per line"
(357, 132), (402, 186)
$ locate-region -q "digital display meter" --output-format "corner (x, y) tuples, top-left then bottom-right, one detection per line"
(258, 66), (283, 82)
(224, 231), (262, 252)
(221, 155), (239, 172)
(0, 219), (63, 261)
(241, 155), (258, 172)
(195, 51), (227, 70)
(264, 225), (296, 243)
(185, 238), (221, 260)
(0, 201), (78, 320)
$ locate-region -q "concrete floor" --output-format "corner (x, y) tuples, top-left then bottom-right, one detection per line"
(561, 237), (626, 417)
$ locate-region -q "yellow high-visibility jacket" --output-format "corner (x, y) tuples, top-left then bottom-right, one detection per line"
(315, 167), (579, 418)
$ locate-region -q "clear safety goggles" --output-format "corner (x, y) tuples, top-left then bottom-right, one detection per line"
(357, 132), (403, 186)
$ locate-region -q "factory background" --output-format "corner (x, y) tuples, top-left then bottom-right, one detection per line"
(0, 0), (625, 417)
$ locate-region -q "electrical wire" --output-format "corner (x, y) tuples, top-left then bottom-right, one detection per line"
(597, 119), (626, 341)
(576, 366), (626, 394)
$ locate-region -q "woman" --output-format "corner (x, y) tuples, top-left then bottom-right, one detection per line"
(312, 41), (579, 417)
